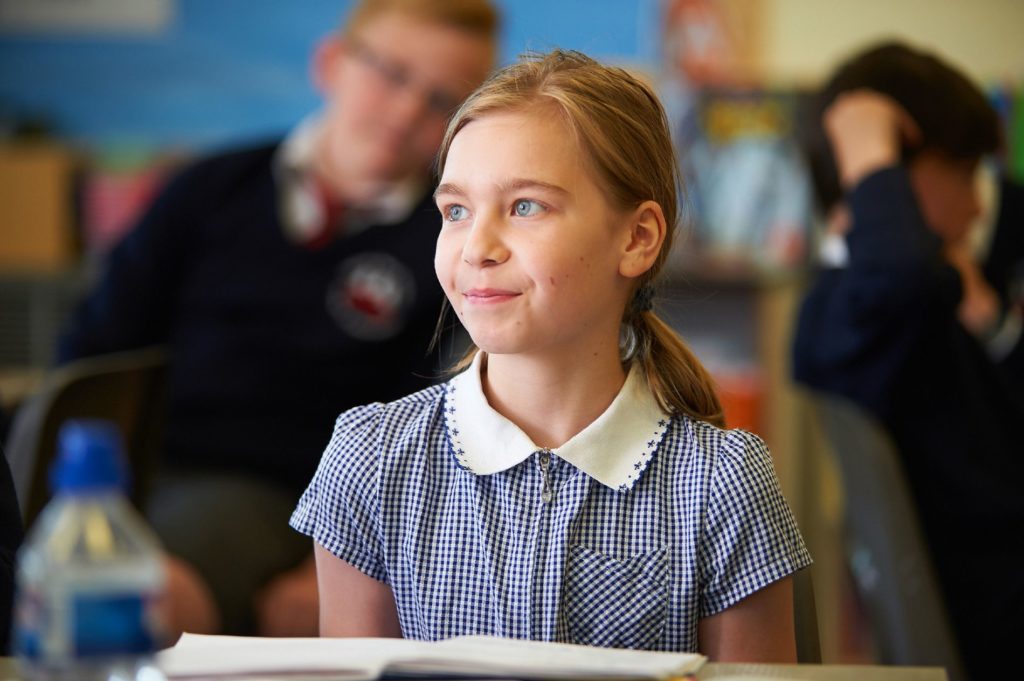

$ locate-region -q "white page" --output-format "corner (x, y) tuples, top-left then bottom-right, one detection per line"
(157, 633), (428, 680)
(157, 634), (705, 680)
(419, 636), (704, 678)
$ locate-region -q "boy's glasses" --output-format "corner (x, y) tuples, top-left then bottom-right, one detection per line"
(346, 40), (463, 118)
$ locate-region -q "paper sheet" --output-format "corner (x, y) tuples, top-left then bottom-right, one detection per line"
(157, 634), (705, 680)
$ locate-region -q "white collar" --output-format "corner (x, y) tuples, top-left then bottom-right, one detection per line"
(817, 232), (849, 267)
(273, 114), (425, 242)
(445, 353), (672, 492)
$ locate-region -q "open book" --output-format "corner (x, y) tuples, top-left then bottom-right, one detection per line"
(157, 633), (706, 680)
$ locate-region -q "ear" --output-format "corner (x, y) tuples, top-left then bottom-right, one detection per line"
(311, 35), (345, 96)
(619, 200), (667, 279)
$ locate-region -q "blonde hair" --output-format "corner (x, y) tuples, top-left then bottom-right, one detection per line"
(344, 0), (500, 56)
(436, 49), (724, 427)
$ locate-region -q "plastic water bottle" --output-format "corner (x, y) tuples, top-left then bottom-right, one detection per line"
(13, 419), (168, 681)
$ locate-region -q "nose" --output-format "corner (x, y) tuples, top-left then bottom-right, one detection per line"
(390, 85), (431, 131)
(461, 213), (509, 267)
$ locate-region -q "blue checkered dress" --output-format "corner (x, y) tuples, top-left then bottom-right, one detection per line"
(291, 364), (811, 651)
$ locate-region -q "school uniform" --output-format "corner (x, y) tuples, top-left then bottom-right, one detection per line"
(291, 352), (811, 650)
(59, 118), (448, 497)
(792, 166), (1024, 678)
(58, 117), (453, 633)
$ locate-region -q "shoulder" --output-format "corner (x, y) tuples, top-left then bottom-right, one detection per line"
(376, 382), (448, 445)
(660, 415), (784, 505)
(160, 138), (282, 204)
(669, 415), (770, 470)
(325, 384), (448, 463)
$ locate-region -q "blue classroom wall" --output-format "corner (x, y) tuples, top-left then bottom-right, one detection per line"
(0, 0), (662, 152)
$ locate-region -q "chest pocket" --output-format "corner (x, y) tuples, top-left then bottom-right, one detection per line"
(562, 544), (669, 649)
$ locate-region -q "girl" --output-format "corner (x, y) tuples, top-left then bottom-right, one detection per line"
(291, 49), (811, 661)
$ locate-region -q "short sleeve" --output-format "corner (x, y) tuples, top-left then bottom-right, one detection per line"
(698, 429), (812, 616)
(289, 404), (389, 583)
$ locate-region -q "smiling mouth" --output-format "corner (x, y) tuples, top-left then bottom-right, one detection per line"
(463, 288), (520, 303)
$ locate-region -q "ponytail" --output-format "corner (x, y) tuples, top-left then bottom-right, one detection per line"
(626, 303), (724, 428)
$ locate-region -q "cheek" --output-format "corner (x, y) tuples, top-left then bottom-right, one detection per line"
(536, 254), (594, 298)
(925, 187), (975, 239)
(910, 161), (979, 241)
(434, 234), (459, 287)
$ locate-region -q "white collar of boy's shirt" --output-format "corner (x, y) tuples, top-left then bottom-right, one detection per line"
(274, 114), (426, 243)
(445, 352), (673, 492)
(817, 232), (849, 267)
(969, 160), (1000, 261)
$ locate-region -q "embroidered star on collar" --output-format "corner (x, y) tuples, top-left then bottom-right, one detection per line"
(443, 352), (672, 492)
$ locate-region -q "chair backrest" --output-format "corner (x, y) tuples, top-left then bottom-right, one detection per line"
(4, 347), (168, 529)
(792, 567), (821, 663)
(807, 391), (965, 680)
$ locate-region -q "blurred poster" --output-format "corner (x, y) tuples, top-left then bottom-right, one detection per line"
(82, 152), (176, 254)
(663, 0), (761, 89)
(0, 0), (172, 34)
(661, 0), (812, 274)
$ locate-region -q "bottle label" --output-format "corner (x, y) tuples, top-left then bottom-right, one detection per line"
(16, 586), (162, 662)
(73, 593), (158, 656)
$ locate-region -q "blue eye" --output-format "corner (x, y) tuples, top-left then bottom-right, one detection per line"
(513, 199), (543, 217)
(444, 205), (469, 221)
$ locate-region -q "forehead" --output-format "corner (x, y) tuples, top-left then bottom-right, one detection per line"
(351, 10), (493, 92)
(443, 109), (591, 185)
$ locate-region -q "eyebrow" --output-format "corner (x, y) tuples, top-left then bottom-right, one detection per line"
(433, 178), (570, 200)
(433, 182), (465, 199)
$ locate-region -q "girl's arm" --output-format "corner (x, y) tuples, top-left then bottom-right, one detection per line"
(313, 543), (402, 637)
(697, 576), (796, 662)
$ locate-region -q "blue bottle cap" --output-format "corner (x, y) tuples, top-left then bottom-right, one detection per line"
(49, 419), (130, 494)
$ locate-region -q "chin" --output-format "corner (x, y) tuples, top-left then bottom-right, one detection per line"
(467, 334), (519, 356)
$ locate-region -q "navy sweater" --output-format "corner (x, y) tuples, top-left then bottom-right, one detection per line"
(792, 166), (1024, 675)
(59, 142), (452, 496)
(794, 167), (1024, 528)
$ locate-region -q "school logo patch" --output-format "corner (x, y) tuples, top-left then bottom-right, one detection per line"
(326, 253), (416, 341)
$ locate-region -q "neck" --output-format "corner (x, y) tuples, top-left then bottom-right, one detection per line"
(313, 127), (420, 207)
(312, 147), (377, 206)
(481, 347), (627, 449)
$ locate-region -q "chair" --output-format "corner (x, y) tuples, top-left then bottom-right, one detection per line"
(806, 391), (966, 681)
(792, 567), (821, 663)
(4, 346), (168, 529)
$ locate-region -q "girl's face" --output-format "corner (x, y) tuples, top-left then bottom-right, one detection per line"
(434, 109), (636, 361)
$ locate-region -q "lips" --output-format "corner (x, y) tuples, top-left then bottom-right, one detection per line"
(462, 288), (520, 304)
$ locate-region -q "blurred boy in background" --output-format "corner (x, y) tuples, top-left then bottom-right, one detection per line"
(57, 0), (498, 637)
(793, 42), (1023, 678)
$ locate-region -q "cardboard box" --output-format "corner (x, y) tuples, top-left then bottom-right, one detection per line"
(0, 143), (79, 271)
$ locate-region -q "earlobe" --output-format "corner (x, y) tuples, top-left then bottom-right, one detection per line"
(619, 201), (667, 279)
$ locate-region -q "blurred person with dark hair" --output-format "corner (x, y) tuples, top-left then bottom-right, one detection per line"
(793, 41), (1024, 678)
(58, 0), (499, 638)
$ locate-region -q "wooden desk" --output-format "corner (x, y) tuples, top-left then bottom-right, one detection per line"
(696, 662), (946, 680)
(0, 657), (948, 681)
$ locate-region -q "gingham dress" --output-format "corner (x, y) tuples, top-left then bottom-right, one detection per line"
(291, 353), (811, 651)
